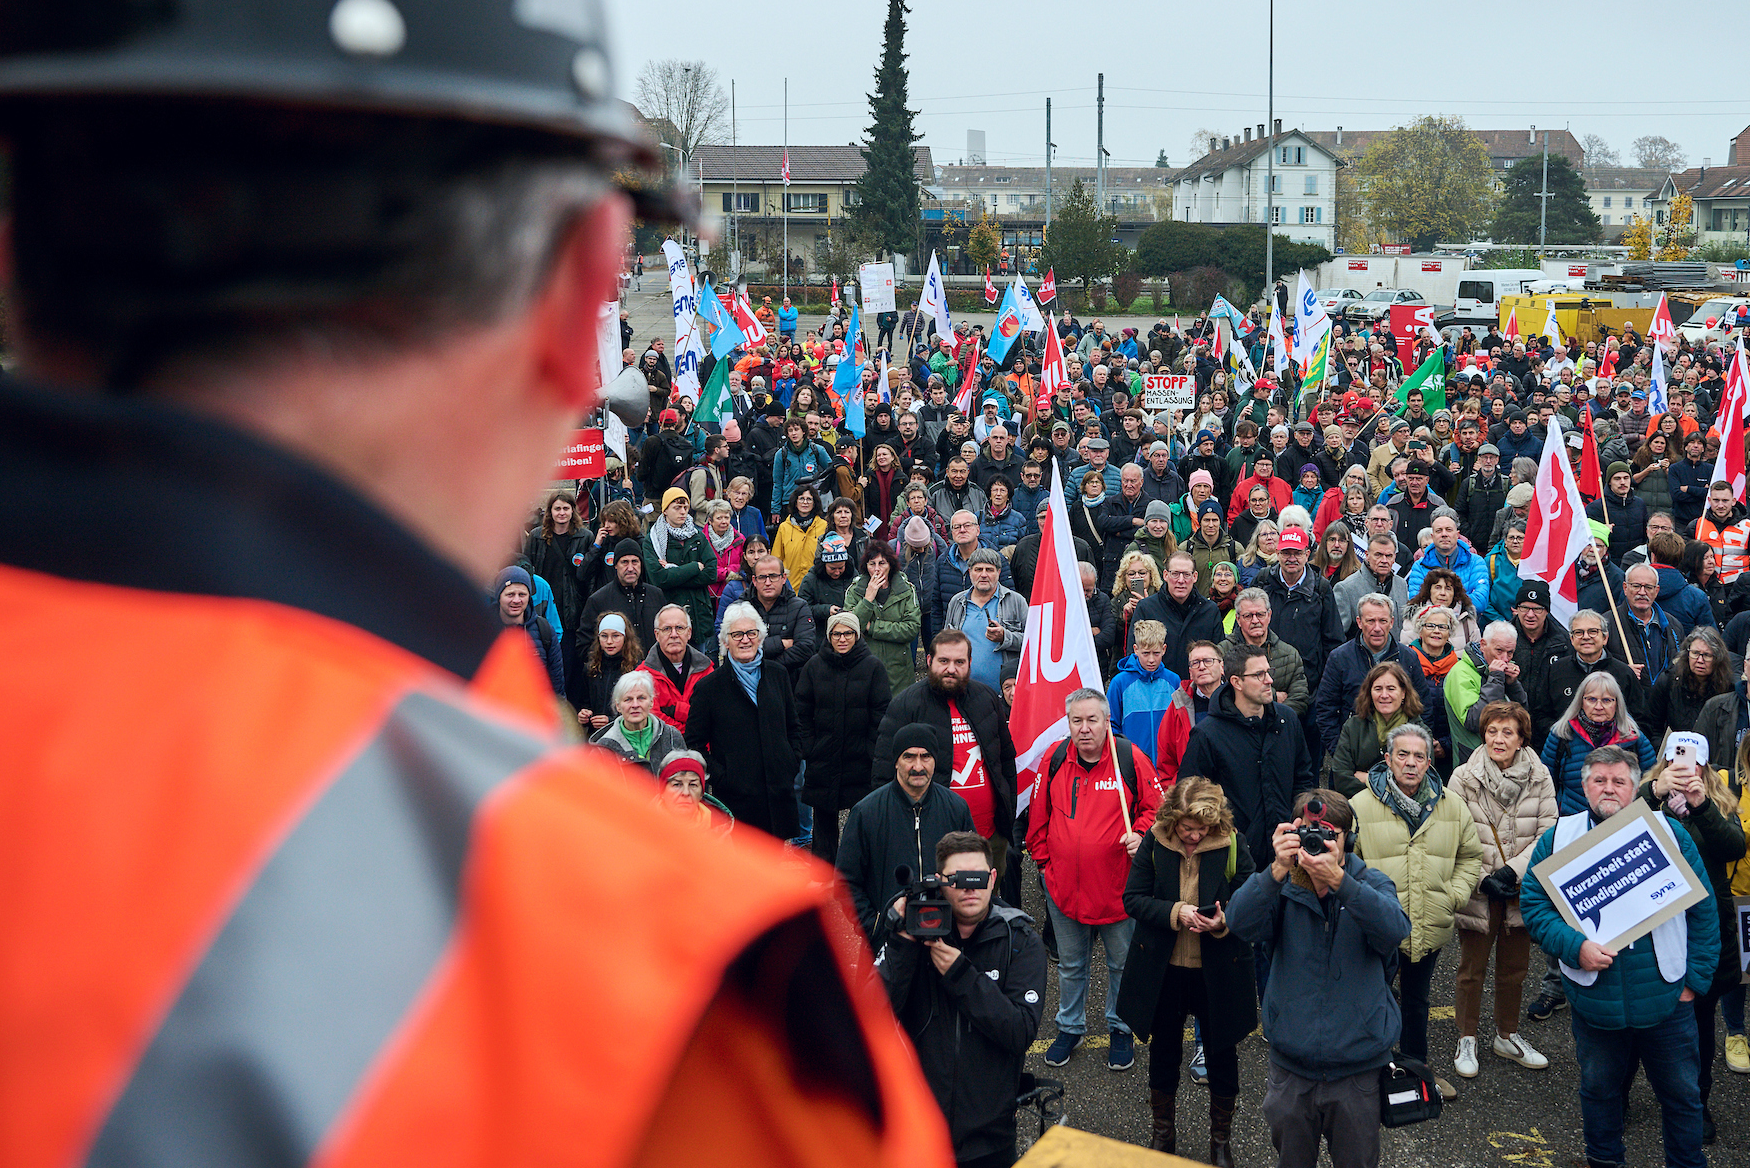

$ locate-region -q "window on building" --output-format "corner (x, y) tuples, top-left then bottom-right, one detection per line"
(721, 192), (759, 213)
(994, 176), (1011, 184)
(1601, 215), (1610, 225)
(1624, 197), (1635, 209)
(785, 193), (827, 213)
(1304, 175), (1318, 195)
(1269, 206), (1281, 225)
(1279, 145), (1304, 165)
(1656, 210), (1667, 225)
(1270, 174), (1281, 193)
(1603, 196), (1612, 208)
(1008, 194), (1020, 205)
(1301, 206), (1322, 224)
(843, 188), (862, 207)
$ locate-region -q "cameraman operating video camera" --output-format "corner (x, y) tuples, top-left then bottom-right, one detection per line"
(1228, 790), (1411, 1168)
(877, 832), (1047, 1168)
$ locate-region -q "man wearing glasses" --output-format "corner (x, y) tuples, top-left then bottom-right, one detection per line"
(1616, 564), (1681, 687)
(1129, 551), (1224, 677)
(1547, 609), (1647, 731)
(739, 555), (817, 683)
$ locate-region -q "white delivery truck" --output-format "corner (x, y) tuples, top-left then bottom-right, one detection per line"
(1446, 269), (1545, 328)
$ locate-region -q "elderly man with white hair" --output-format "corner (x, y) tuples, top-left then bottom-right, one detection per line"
(1444, 620), (1527, 764)
(683, 601), (804, 841)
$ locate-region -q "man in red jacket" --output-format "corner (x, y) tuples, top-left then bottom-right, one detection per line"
(1027, 687), (1163, 1072)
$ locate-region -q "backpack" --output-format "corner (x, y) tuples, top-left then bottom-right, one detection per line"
(1047, 736), (1140, 809)
(669, 464), (721, 507)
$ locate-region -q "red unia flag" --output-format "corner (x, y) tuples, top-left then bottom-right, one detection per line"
(1039, 268), (1057, 303)
(983, 268), (998, 305)
(1011, 464), (1104, 813)
(1711, 336), (1750, 501)
(830, 275), (840, 305)
(1650, 291), (1675, 354)
(953, 339), (981, 415)
(1036, 315), (1069, 416)
(1519, 418), (1593, 626)
(731, 289), (768, 346)
(1504, 308), (1519, 341)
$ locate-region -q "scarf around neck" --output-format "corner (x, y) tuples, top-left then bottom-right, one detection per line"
(618, 717), (656, 759)
(648, 513), (699, 564)
(729, 653), (763, 704)
(707, 523), (739, 556)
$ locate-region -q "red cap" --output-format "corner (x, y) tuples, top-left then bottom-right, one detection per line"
(1278, 526), (1310, 552)
(660, 408), (682, 427)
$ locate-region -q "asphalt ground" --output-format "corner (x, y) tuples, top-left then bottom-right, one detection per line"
(1005, 849), (1750, 1167)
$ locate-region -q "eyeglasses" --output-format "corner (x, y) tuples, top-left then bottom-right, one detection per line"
(656, 624), (689, 634)
(753, 572), (785, 582)
(1421, 622), (1450, 632)
(1165, 570), (1195, 580)
(1624, 582), (1658, 593)
(1689, 648), (1715, 660)
(727, 628), (761, 641)
(1241, 669), (1273, 681)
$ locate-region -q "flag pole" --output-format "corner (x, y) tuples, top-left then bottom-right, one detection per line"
(1593, 536), (1638, 671)
(1106, 727), (1132, 841)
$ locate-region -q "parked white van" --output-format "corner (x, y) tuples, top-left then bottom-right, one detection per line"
(1448, 269), (1545, 326)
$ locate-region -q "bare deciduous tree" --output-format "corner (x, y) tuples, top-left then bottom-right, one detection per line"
(633, 59), (729, 164)
(1580, 133), (1620, 168)
(1632, 135), (1686, 172)
(1188, 128), (1222, 160)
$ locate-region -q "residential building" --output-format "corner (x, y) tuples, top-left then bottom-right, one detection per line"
(690, 143), (933, 274)
(1648, 126), (1750, 244)
(1171, 122), (1340, 249)
(1304, 125), (1584, 190)
(1582, 168), (1670, 237)
(931, 164), (1176, 221)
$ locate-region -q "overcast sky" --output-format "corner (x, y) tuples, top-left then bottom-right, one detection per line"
(606, 0), (1748, 173)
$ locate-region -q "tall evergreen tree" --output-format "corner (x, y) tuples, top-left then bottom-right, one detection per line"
(853, 0), (922, 258)
(1489, 155), (1600, 245)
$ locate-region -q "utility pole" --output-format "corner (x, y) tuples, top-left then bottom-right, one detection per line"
(1537, 130), (1551, 260)
(1045, 98), (1053, 228)
(1096, 73), (1105, 213)
(730, 79), (737, 277)
(782, 77), (788, 299)
(1264, 0), (1275, 295)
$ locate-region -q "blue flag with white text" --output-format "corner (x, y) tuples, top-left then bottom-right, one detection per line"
(836, 304), (865, 437)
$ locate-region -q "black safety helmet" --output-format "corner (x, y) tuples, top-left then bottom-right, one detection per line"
(0, 0), (695, 223)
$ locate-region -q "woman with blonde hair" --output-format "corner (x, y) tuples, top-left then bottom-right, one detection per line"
(1111, 548), (1164, 652)
(1236, 519), (1279, 587)
(1116, 776), (1255, 1164)
(1446, 701), (1558, 1081)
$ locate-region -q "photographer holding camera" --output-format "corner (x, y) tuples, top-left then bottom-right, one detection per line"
(878, 832), (1047, 1168)
(1229, 790), (1411, 1168)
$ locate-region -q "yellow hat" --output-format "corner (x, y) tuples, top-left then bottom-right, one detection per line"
(661, 487), (690, 514)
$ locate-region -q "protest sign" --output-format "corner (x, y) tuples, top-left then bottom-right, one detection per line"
(1388, 303), (1439, 368)
(1531, 801), (1709, 952)
(1737, 896), (1750, 984)
(858, 262), (897, 314)
(1142, 373), (1194, 411)
(551, 428), (606, 481)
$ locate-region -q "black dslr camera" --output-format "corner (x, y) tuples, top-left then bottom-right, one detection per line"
(1296, 798), (1339, 855)
(894, 867), (990, 938)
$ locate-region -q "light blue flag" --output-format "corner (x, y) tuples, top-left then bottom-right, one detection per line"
(698, 281), (745, 359)
(986, 283), (1024, 366)
(836, 304), (865, 437)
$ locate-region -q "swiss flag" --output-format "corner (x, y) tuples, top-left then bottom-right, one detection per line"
(1650, 292), (1675, 354)
(1711, 336), (1749, 501)
(1504, 308), (1519, 341)
(1010, 464), (1105, 813)
(1039, 268), (1057, 303)
(984, 268), (998, 305)
(1520, 418), (1593, 627)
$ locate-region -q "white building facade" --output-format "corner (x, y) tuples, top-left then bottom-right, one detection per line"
(1171, 127), (1339, 249)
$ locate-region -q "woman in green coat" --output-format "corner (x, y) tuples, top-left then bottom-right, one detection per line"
(643, 488), (719, 646)
(1327, 661), (1430, 797)
(844, 541), (922, 692)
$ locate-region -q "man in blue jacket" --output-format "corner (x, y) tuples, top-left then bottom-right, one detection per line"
(1405, 509), (1491, 612)
(1230, 789), (1410, 1168)
(1521, 744), (1719, 1168)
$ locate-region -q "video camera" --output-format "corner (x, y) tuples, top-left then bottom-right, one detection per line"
(1295, 798), (1340, 856)
(893, 866), (990, 938)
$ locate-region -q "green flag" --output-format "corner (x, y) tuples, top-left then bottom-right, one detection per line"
(1396, 347), (1445, 413)
(696, 355), (732, 425)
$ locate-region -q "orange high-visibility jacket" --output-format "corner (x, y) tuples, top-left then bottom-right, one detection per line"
(0, 382), (952, 1168)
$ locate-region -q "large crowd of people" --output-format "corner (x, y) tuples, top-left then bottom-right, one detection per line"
(517, 280), (1750, 1167)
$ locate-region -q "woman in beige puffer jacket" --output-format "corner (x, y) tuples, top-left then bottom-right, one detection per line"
(1443, 700), (1558, 1079)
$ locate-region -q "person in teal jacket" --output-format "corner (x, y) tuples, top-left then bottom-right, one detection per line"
(1105, 620), (1184, 766)
(1521, 743), (1718, 1168)
(1480, 524), (1525, 626)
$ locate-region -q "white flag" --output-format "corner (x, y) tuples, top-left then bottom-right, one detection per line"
(1292, 269), (1331, 366)
(1543, 300), (1564, 349)
(661, 239), (704, 401)
(918, 250), (955, 342)
(1014, 275), (1046, 334)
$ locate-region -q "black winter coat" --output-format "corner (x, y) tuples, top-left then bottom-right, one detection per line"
(872, 678), (1018, 840)
(1514, 620), (1574, 746)
(796, 639), (893, 813)
(1313, 634), (1442, 751)
(1117, 828), (1258, 1049)
(684, 660), (802, 839)
(1547, 651), (1649, 736)
(1011, 532), (1093, 600)
(878, 904), (1047, 1163)
(1586, 490), (1648, 566)
(1647, 670), (1732, 744)
(1177, 685), (1315, 865)
(799, 563), (856, 627)
(1128, 588), (1225, 677)
(1451, 469), (1508, 551)
(577, 577), (667, 655)
(837, 779), (974, 942)
(522, 525), (590, 629)
(1256, 567), (1344, 690)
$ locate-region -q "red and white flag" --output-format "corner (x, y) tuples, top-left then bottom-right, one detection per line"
(1578, 405), (1602, 503)
(952, 339), (980, 415)
(1037, 314), (1070, 416)
(1174, 313), (1183, 333)
(1711, 336), (1750, 501)
(781, 148), (791, 187)
(1039, 268), (1057, 303)
(830, 275), (840, 304)
(1519, 416), (1593, 627)
(1011, 464), (1104, 813)
(983, 268), (998, 305)
(730, 290), (768, 346)
(1649, 291), (1675, 354)
(1504, 308), (1519, 341)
